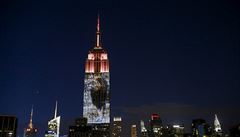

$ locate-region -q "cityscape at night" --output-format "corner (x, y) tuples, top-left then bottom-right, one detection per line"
(0, 0), (240, 137)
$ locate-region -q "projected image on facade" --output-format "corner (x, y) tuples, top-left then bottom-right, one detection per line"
(83, 15), (110, 124)
(83, 73), (110, 123)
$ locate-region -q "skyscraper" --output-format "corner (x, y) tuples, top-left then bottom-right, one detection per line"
(214, 114), (222, 136)
(24, 106), (37, 137)
(149, 114), (162, 137)
(112, 117), (122, 137)
(83, 15), (110, 136)
(45, 101), (61, 137)
(0, 115), (18, 137)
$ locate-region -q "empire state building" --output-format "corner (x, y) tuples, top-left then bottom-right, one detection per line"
(83, 15), (110, 129)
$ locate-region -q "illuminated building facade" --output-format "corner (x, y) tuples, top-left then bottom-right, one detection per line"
(140, 120), (148, 137)
(83, 15), (110, 136)
(45, 101), (61, 137)
(149, 114), (162, 137)
(0, 115), (18, 137)
(112, 117), (122, 137)
(24, 106), (37, 137)
(172, 124), (184, 137)
(131, 125), (137, 137)
(214, 114), (222, 136)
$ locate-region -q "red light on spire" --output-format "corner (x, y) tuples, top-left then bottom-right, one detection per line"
(96, 14), (101, 47)
(97, 14), (100, 33)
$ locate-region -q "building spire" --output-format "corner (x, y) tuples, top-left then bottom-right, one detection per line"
(214, 114), (222, 132)
(96, 14), (101, 48)
(54, 101), (58, 118)
(29, 105), (34, 128)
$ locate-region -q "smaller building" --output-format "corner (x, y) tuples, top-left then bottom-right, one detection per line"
(192, 119), (212, 137)
(24, 106), (37, 137)
(149, 114), (162, 137)
(131, 125), (137, 137)
(161, 125), (174, 137)
(45, 101), (61, 137)
(112, 117), (122, 137)
(229, 123), (240, 137)
(0, 115), (18, 137)
(172, 124), (184, 137)
(68, 118), (92, 137)
(91, 123), (110, 137)
(140, 120), (148, 137)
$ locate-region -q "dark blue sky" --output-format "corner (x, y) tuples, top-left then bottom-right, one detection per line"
(0, 0), (240, 136)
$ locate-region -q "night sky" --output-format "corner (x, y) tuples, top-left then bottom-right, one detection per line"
(0, 0), (240, 136)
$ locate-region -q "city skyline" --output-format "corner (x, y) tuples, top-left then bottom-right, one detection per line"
(1, 0), (240, 136)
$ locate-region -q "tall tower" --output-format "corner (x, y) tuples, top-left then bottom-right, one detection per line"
(45, 101), (61, 137)
(24, 106), (37, 137)
(83, 15), (110, 124)
(83, 15), (110, 136)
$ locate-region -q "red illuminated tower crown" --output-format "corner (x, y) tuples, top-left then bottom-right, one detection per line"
(85, 15), (109, 73)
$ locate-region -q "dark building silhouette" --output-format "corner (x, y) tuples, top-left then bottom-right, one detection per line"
(172, 124), (184, 137)
(229, 123), (240, 137)
(183, 133), (191, 137)
(0, 115), (18, 137)
(161, 125), (175, 137)
(69, 118), (92, 137)
(192, 119), (212, 137)
(149, 114), (162, 137)
(91, 124), (110, 137)
(112, 117), (122, 137)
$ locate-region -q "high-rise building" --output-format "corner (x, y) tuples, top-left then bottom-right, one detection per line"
(112, 117), (122, 137)
(0, 115), (18, 137)
(192, 119), (211, 137)
(149, 114), (162, 137)
(160, 125), (174, 137)
(45, 101), (61, 137)
(140, 120), (148, 137)
(83, 15), (110, 136)
(213, 114), (222, 136)
(131, 125), (137, 137)
(69, 118), (92, 137)
(172, 124), (184, 137)
(24, 106), (37, 137)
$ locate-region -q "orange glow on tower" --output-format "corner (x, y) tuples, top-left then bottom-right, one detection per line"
(85, 15), (109, 73)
